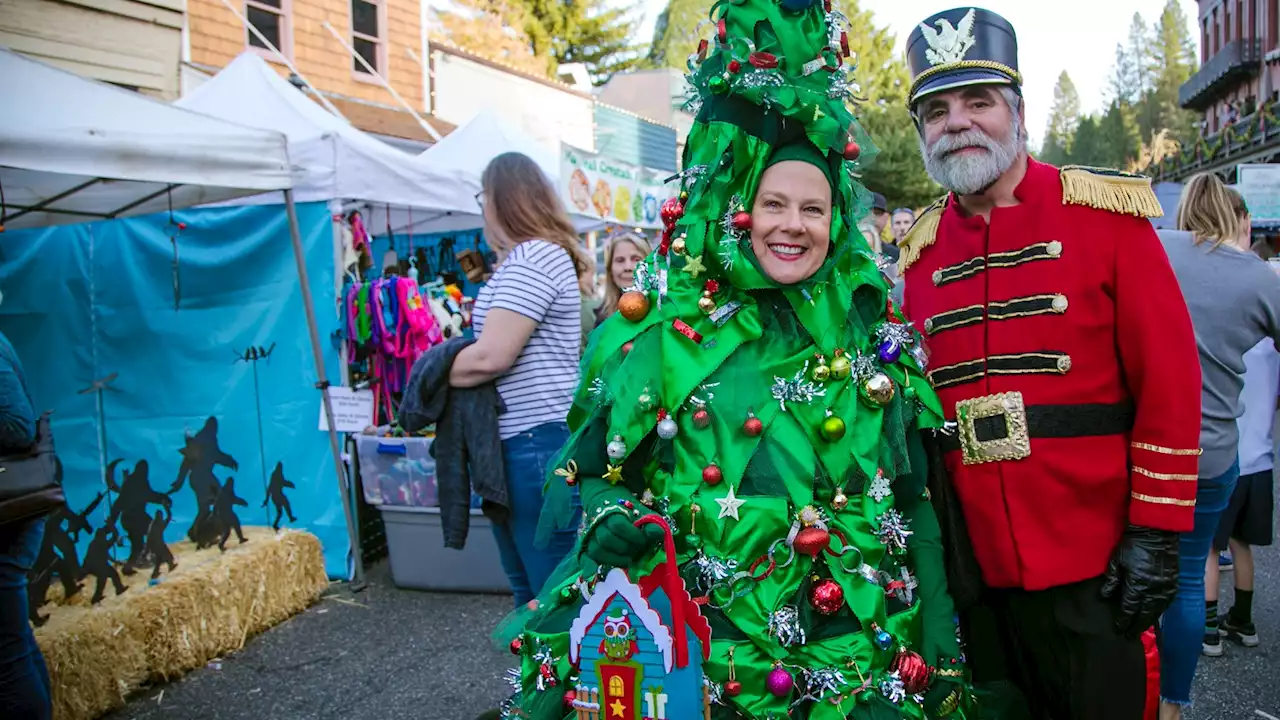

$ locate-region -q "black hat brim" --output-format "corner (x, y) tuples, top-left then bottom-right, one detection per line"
(910, 68), (1016, 106)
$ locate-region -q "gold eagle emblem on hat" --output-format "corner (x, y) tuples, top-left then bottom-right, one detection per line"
(919, 8), (977, 66)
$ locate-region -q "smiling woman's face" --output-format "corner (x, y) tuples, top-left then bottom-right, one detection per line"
(749, 161), (832, 285)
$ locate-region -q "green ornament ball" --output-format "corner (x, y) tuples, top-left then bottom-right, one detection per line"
(709, 75), (729, 95)
(685, 534), (704, 551)
(820, 415), (847, 441)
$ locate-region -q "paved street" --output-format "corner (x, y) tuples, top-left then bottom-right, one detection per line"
(103, 546), (1280, 720)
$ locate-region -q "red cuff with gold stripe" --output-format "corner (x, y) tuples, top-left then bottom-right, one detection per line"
(1128, 441), (1200, 532)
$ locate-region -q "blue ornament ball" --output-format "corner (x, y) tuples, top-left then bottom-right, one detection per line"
(878, 340), (902, 365)
(779, 0), (813, 12)
(875, 628), (893, 650)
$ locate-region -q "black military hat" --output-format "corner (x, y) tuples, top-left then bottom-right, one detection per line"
(906, 7), (1022, 107)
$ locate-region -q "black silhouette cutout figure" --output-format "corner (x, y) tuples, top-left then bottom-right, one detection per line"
(28, 491), (102, 625)
(213, 477), (248, 551)
(146, 511), (176, 579)
(106, 459), (172, 575)
(262, 462), (297, 530)
(169, 417), (238, 549)
(83, 523), (127, 604)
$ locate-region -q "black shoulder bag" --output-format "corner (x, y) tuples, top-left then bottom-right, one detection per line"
(0, 411), (66, 526)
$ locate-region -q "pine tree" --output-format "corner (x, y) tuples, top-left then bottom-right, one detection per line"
(494, 0), (966, 717)
(645, 0), (714, 70)
(1043, 71), (1081, 165)
(511, 0), (643, 83)
(430, 0), (552, 77)
(1142, 0), (1200, 144)
(1096, 100), (1144, 169)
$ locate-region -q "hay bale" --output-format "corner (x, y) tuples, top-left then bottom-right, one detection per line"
(35, 527), (328, 720)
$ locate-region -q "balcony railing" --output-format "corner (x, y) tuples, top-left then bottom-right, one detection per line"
(1179, 38), (1263, 110)
(1149, 102), (1280, 182)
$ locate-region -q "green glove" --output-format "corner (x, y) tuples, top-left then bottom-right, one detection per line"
(579, 478), (664, 569)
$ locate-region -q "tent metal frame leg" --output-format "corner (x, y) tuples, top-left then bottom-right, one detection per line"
(284, 189), (366, 590)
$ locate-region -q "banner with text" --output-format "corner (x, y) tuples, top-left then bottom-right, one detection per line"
(561, 145), (678, 229)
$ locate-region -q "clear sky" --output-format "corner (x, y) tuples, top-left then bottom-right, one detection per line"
(634, 0), (1202, 148)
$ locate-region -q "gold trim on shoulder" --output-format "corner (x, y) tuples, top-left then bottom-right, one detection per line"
(899, 195), (948, 273)
(1131, 491), (1196, 508)
(1060, 165), (1164, 218)
(1131, 441), (1203, 456)
(1133, 466), (1198, 482)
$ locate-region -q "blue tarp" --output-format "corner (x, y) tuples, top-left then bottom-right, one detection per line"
(0, 201), (353, 579)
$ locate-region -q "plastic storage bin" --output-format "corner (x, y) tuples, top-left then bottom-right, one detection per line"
(355, 435), (438, 508)
(380, 506), (511, 594)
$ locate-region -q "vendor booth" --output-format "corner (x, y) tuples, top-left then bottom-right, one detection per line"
(0, 48), (334, 720)
(178, 53), (512, 593)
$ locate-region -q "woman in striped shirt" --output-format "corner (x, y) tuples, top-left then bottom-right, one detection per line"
(449, 152), (586, 606)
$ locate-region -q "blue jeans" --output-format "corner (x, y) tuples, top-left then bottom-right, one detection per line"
(1159, 461), (1239, 706)
(0, 518), (52, 720)
(491, 422), (580, 607)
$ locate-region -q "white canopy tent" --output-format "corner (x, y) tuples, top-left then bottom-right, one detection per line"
(0, 48), (296, 229)
(389, 109), (608, 236)
(0, 48), (363, 584)
(176, 52), (473, 225)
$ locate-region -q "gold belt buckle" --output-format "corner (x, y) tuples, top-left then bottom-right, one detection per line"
(955, 391), (1031, 465)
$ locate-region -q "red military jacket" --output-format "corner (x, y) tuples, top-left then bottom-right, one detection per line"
(899, 158), (1201, 591)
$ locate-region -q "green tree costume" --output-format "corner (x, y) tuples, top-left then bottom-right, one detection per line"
(494, 0), (971, 717)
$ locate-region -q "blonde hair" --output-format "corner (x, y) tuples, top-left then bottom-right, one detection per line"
(481, 152), (589, 283)
(600, 234), (653, 318)
(1175, 172), (1249, 249)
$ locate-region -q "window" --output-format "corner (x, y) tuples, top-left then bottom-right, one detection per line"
(609, 677), (624, 695)
(246, 0), (288, 54)
(350, 0), (383, 75)
(1204, 18), (1211, 62)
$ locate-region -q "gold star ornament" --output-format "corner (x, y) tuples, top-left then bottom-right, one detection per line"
(683, 254), (707, 279)
(604, 464), (624, 485)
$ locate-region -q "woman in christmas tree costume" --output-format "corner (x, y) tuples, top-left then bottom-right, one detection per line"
(487, 0), (971, 718)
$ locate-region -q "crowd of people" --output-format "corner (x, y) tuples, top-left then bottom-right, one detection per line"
(1, 3), (1277, 720)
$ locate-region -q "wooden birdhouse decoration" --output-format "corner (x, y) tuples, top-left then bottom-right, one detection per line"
(568, 516), (713, 720)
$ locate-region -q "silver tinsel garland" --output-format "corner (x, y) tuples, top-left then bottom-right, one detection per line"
(875, 509), (913, 555)
(772, 361), (827, 411)
(767, 605), (806, 648)
(880, 671), (907, 704)
(688, 551), (738, 594)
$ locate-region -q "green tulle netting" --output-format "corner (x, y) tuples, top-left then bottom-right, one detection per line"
(491, 0), (977, 718)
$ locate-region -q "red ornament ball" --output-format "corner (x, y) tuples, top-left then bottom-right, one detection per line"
(843, 141), (861, 161)
(702, 464), (723, 486)
(731, 211), (753, 231)
(660, 197), (685, 224)
(693, 408), (711, 429)
(509, 638), (523, 655)
(809, 578), (845, 615)
(793, 527), (831, 557)
(562, 690), (577, 709)
(621, 341), (634, 356)
(725, 680), (743, 697)
(892, 650), (931, 694)
(743, 416), (764, 437)
(177, 222), (187, 231)
(728, 59), (742, 74)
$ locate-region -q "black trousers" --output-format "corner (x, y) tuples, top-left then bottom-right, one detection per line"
(961, 576), (1148, 720)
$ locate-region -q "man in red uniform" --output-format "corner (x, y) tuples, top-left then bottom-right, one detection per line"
(899, 8), (1201, 719)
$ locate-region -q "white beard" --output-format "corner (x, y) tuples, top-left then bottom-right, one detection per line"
(920, 124), (1023, 195)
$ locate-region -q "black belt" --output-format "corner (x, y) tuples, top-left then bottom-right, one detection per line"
(936, 400), (1135, 455)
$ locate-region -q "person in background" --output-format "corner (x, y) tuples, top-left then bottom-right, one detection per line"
(448, 152), (587, 607)
(578, 252), (601, 351)
(594, 233), (652, 327)
(888, 207), (916, 256)
(858, 191), (888, 252)
(0, 326), (52, 719)
(1204, 245), (1280, 656)
(1158, 171), (1280, 718)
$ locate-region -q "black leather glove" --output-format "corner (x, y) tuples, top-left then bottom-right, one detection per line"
(1101, 525), (1180, 638)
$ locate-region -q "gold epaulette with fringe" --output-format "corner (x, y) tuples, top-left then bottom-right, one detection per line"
(898, 195), (948, 273)
(1060, 165), (1164, 218)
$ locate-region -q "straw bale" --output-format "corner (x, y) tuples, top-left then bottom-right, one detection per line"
(34, 527), (328, 720)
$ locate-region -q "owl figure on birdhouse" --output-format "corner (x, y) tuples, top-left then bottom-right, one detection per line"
(568, 519), (713, 720)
